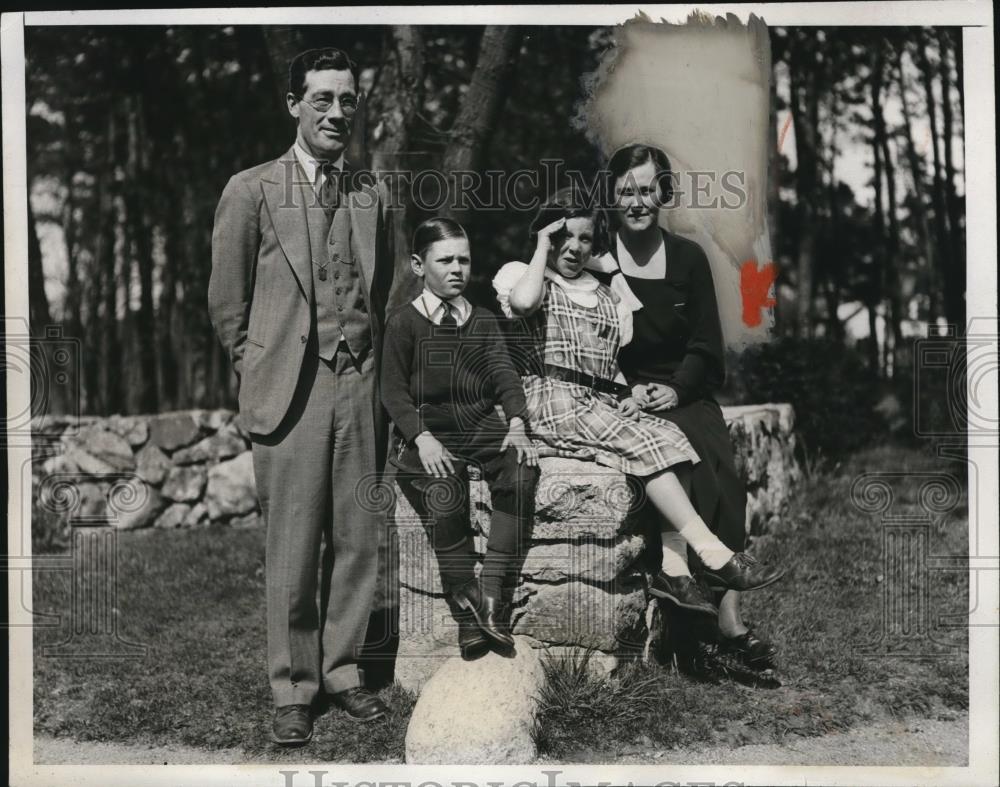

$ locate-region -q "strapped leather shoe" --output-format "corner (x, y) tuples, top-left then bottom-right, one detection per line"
(451, 580), (515, 648)
(330, 687), (388, 722)
(457, 610), (490, 660)
(271, 704), (313, 745)
(648, 572), (718, 617)
(697, 552), (785, 592)
(718, 629), (779, 671)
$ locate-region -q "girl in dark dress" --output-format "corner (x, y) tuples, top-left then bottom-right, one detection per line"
(597, 144), (779, 670)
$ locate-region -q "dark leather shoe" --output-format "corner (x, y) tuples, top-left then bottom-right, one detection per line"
(675, 641), (727, 685)
(718, 629), (779, 670)
(698, 553), (784, 592)
(648, 572), (718, 616)
(452, 580), (515, 648)
(330, 687), (387, 722)
(271, 704), (313, 745)
(457, 611), (490, 660)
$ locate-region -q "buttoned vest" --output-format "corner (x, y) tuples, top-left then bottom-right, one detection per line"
(305, 184), (371, 361)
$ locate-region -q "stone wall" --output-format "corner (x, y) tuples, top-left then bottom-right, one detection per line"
(394, 403), (800, 690)
(31, 410), (260, 531)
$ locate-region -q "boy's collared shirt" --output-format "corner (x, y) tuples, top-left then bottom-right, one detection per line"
(413, 289), (473, 327)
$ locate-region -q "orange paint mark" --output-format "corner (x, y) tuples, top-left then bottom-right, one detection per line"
(740, 260), (777, 328)
(778, 113), (793, 153)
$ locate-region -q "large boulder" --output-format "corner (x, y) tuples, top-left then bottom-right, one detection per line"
(404, 635), (545, 764)
(511, 576), (649, 653)
(65, 426), (136, 473)
(148, 412), (202, 452)
(154, 502), (192, 529)
(204, 451), (258, 520)
(172, 422), (248, 465)
(161, 465), (208, 502)
(108, 478), (166, 530)
(135, 443), (172, 486)
(105, 415), (149, 448)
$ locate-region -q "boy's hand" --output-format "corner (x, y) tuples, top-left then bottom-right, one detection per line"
(501, 418), (538, 466)
(644, 383), (679, 412)
(414, 432), (456, 478)
(619, 397), (641, 420)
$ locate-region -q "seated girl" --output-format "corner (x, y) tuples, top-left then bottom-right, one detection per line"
(492, 188), (783, 618)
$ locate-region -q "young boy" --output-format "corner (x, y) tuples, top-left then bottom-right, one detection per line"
(381, 217), (539, 657)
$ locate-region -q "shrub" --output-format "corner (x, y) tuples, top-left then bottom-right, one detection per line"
(736, 336), (886, 459)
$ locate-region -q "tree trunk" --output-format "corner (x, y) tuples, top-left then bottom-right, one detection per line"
(441, 26), (524, 222)
(937, 29), (965, 328)
(371, 26), (427, 311)
(896, 42), (939, 328)
(869, 51), (888, 378)
(788, 32), (819, 339)
(916, 31), (953, 328)
(124, 90), (159, 413)
(262, 27), (306, 104)
(872, 50), (904, 375)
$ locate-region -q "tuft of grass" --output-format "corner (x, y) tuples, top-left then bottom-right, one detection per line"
(533, 650), (661, 751)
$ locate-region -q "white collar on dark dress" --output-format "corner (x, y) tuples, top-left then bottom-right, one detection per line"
(615, 233), (666, 279)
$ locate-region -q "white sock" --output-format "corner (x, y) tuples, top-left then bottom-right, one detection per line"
(660, 531), (691, 577)
(674, 517), (734, 571)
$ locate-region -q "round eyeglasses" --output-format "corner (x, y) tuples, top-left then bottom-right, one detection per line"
(296, 94), (359, 116)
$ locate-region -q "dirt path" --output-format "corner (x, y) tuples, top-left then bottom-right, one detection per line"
(35, 714), (967, 766)
(544, 715), (969, 766)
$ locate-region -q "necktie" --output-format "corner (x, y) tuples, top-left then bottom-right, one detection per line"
(440, 300), (458, 327)
(319, 162), (340, 216)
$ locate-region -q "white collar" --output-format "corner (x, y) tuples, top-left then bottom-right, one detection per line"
(615, 233), (666, 279)
(543, 268), (600, 308)
(413, 288), (473, 326)
(293, 141), (344, 190)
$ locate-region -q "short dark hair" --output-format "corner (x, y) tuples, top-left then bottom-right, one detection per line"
(607, 143), (674, 204)
(529, 186), (609, 255)
(411, 217), (468, 260)
(288, 48), (358, 97)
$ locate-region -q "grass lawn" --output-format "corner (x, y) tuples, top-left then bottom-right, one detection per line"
(32, 444), (969, 761)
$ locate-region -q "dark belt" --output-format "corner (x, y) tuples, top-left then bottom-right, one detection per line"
(543, 363), (629, 398)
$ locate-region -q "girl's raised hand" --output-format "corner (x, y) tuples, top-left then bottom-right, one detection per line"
(535, 217), (566, 250)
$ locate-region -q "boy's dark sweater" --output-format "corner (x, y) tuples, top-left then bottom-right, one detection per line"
(380, 303), (529, 443)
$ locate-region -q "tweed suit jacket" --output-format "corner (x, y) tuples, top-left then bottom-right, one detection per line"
(209, 146), (395, 452)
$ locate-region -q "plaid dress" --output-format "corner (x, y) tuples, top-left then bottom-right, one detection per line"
(498, 271), (699, 477)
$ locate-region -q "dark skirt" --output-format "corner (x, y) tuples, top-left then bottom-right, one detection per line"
(645, 397), (747, 554)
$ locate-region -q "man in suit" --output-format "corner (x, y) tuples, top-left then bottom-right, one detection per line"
(209, 47), (395, 744)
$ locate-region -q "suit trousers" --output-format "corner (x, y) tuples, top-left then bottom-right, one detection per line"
(251, 342), (381, 706)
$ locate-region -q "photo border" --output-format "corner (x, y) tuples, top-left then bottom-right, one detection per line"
(4, 3), (997, 786)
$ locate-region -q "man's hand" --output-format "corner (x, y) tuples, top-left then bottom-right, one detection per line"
(414, 432), (456, 478)
(619, 397), (642, 420)
(644, 383), (679, 412)
(500, 418), (538, 466)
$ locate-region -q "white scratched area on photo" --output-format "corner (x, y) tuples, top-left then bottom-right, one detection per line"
(3, 3), (997, 787)
(581, 13), (775, 349)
